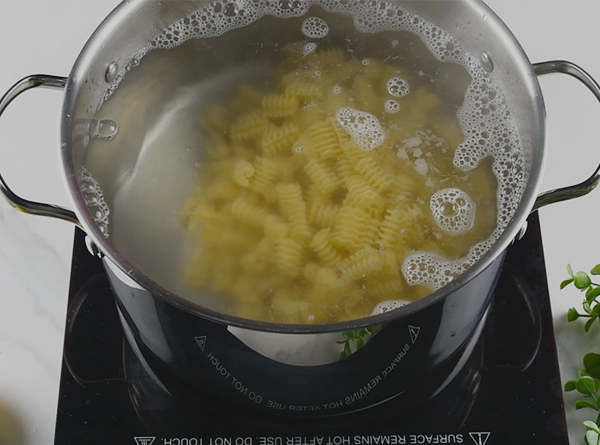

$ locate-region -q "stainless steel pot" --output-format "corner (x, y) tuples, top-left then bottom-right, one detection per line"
(2, 0), (600, 415)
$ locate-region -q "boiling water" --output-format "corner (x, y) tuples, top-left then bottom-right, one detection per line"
(82, 0), (526, 322)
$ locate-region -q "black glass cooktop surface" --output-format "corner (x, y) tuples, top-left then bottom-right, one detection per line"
(54, 213), (568, 445)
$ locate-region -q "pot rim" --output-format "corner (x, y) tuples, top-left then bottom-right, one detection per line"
(59, 0), (546, 334)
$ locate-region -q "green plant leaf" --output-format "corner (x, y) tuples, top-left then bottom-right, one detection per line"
(586, 430), (600, 445)
(577, 376), (597, 395)
(585, 317), (596, 333)
(580, 368), (590, 378)
(588, 287), (600, 303)
(576, 272), (593, 290)
(591, 265), (600, 276)
(344, 342), (352, 357)
(593, 305), (600, 317)
(568, 264), (575, 278)
(576, 400), (599, 410)
(565, 380), (578, 391)
(568, 308), (581, 322)
(356, 337), (365, 350)
(562, 278), (575, 289)
(584, 353), (600, 379)
(584, 303), (593, 314)
(584, 421), (600, 432)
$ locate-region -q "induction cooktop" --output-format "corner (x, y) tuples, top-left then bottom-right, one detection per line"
(53, 212), (568, 445)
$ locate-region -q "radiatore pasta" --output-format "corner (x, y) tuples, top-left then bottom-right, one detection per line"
(180, 44), (498, 324)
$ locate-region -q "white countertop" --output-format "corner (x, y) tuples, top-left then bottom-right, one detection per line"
(1, 1), (600, 444)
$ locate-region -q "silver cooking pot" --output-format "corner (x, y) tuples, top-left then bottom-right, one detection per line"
(2, 0), (600, 415)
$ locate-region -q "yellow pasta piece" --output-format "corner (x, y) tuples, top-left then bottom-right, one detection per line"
(339, 248), (384, 281)
(353, 153), (392, 192)
(273, 237), (306, 277)
(302, 120), (344, 159)
(261, 122), (300, 157)
(308, 199), (340, 230)
(345, 174), (386, 214)
(231, 110), (269, 143)
(304, 157), (340, 195)
(262, 94), (300, 117)
(335, 156), (355, 182)
(378, 205), (426, 249)
(340, 140), (370, 166)
(331, 206), (380, 251)
(229, 196), (271, 227)
(204, 178), (239, 202)
(273, 156), (299, 183)
(378, 207), (411, 250)
(292, 104), (329, 132)
(310, 228), (344, 267)
(248, 157), (278, 203)
(276, 183), (311, 241)
(285, 82), (324, 100)
(233, 160), (255, 187)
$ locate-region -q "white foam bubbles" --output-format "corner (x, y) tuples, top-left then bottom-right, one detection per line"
(301, 16), (329, 39)
(335, 107), (385, 151)
(401, 251), (465, 291)
(384, 99), (400, 114)
(430, 188), (475, 235)
(371, 300), (411, 315)
(386, 76), (410, 97)
(303, 42), (318, 56)
(413, 159), (428, 175)
(80, 167), (110, 237)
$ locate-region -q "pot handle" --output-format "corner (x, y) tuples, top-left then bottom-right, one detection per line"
(532, 61), (600, 211)
(0, 74), (80, 226)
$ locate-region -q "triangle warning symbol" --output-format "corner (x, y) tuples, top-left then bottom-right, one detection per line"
(195, 336), (207, 351)
(134, 437), (156, 445)
(408, 325), (420, 344)
(469, 432), (490, 445)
